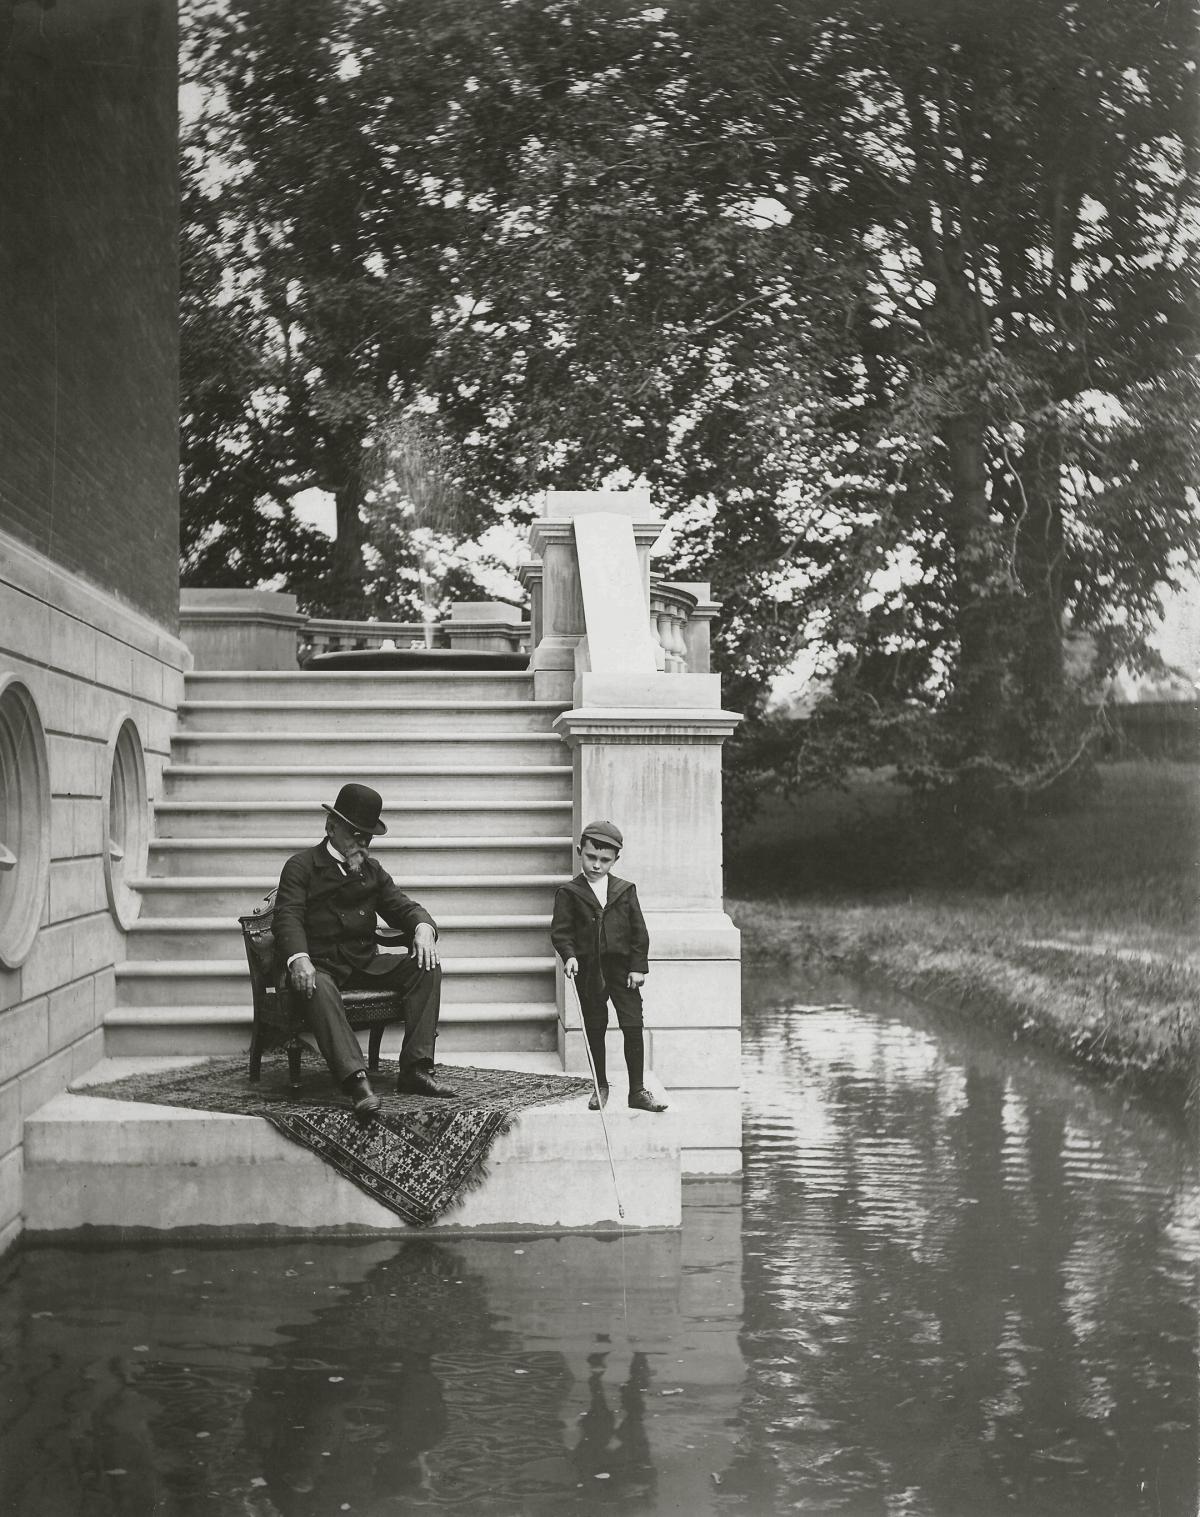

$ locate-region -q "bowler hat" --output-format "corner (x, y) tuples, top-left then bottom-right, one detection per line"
(580, 819), (623, 850)
(323, 783), (388, 836)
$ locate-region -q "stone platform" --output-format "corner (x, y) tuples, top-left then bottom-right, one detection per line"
(21, 1053), (681, 1237)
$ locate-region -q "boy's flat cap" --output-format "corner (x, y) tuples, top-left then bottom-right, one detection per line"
(581, 819), (623, 849)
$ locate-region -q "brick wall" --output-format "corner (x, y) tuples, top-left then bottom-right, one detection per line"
(0, 0), (179, 628)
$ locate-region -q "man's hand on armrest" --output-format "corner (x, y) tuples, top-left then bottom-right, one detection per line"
(287, 953), (316, 998)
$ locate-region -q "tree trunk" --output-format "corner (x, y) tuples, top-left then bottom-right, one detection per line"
(328, 446), (367, 619)
(942, 411), (1009, 744)
(1014, 431), (1066, 722)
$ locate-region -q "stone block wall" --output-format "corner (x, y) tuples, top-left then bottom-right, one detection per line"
(0, 536), (189, 1255)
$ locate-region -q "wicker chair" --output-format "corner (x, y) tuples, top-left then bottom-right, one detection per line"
(240, 895), (409, 1087)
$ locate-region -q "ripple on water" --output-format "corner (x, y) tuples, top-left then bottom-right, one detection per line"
(738, 985), (1199, 1517)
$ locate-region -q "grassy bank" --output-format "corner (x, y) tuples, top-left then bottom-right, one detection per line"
(727, 761), (1200, 1110)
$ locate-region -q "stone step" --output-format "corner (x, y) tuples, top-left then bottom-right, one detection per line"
(170, 731), (569, 767)
(152, 799), (572, 838)
(125, 915), (554, 960)
(185, 670), (537, 703)
(162, 764), (571, 803)
(103, 1004), (559, 1057)
(147, 837), (572, 877)
(178, 699), (568, 734)
(114, 956), (556, 1007)
(131, 874), (565, 918)
(23, 1056), (681, 1232)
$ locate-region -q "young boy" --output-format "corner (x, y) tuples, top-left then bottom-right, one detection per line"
(550, 820), (668, 1113)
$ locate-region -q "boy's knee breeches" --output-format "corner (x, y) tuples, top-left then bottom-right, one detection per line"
(577, 957), (644, 1029)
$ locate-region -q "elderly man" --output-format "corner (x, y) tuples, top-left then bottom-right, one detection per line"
(273, 782), (455, 1118)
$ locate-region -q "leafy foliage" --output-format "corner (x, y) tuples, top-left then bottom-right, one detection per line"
(182, 0), (1200, 810)
(181, 0), (496, 613)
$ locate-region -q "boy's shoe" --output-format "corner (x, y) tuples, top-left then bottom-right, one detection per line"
(587, 1085), (609, 1111)
(628, 1087), (668, 1113)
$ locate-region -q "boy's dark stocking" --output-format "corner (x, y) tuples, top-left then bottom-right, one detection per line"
(584, 1022), (609, 1089)
(622, 1027), (645, 1093)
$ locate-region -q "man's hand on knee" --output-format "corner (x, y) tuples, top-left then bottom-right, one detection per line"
(412, 923), (440, 971)
(289, 953), (317, 998)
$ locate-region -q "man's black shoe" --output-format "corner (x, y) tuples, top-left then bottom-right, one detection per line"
(395, 1068), (456, 1099)
(343, 1072), (380, 1122)
(587, 1085), (609, 1111)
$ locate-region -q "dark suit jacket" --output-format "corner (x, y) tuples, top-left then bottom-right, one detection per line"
(550, 873), (650, 974)
(273, 842), (437, 988)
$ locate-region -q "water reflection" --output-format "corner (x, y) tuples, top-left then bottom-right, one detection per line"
(242, 1243), (454, 1512)
(572, 1350), (655, 1500)
(731, 969), (1199, 1516)
(0, 1222), (741, 1515)
(0, 969), (1195, 1515)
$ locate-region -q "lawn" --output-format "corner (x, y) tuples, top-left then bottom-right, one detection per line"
(727, 761), (1200, 1109)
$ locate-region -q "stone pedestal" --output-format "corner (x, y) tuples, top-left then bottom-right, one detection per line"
(517, 563), (543, 651)
(527, 490), (665, 702)
(179, 589), (305, 670)
(555, 677), (743, 1174)
(444, 601), (529, 655)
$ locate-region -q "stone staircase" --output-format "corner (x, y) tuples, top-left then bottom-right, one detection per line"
(105, 668), (574, 1064)
(20, 664), (685, 1234)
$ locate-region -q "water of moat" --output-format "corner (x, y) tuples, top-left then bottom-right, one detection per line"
(2, 966), (1196, 1517)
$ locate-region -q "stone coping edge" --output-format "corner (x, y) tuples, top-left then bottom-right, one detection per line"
(2, 528), (191, 670)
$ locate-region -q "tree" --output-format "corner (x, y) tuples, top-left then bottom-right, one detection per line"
(418, 0), (1200, 799)
(182, 0), (1199, 806)
(182, 0), (497, 614)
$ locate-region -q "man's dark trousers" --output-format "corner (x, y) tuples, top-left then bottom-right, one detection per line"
(302, 958), (443, 1084)
(273, 840), (444, 1087)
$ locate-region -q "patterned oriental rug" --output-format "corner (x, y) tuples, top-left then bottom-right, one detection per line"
(79, 1057), (591, 1227)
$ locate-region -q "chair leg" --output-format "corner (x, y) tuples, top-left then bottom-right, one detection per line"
(248, 1024), (264, 1082)
(368, 1024), (385, 1072)
(286, 1041), (303, 1089)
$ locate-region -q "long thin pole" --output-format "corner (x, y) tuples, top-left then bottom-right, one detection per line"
(565, 972), (625, 1221)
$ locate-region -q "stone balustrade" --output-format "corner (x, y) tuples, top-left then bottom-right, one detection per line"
(300, 618), (446, 662)
(180, 592), (531, 668)
(180, 573), (716, 675)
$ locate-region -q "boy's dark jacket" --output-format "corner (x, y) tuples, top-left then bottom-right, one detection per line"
(550, 874), (649, 973)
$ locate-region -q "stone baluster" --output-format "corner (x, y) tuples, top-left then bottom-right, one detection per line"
(668, 598), (691, 671)
(649, 586), (670, 671)
(649, 580), (697, 673)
